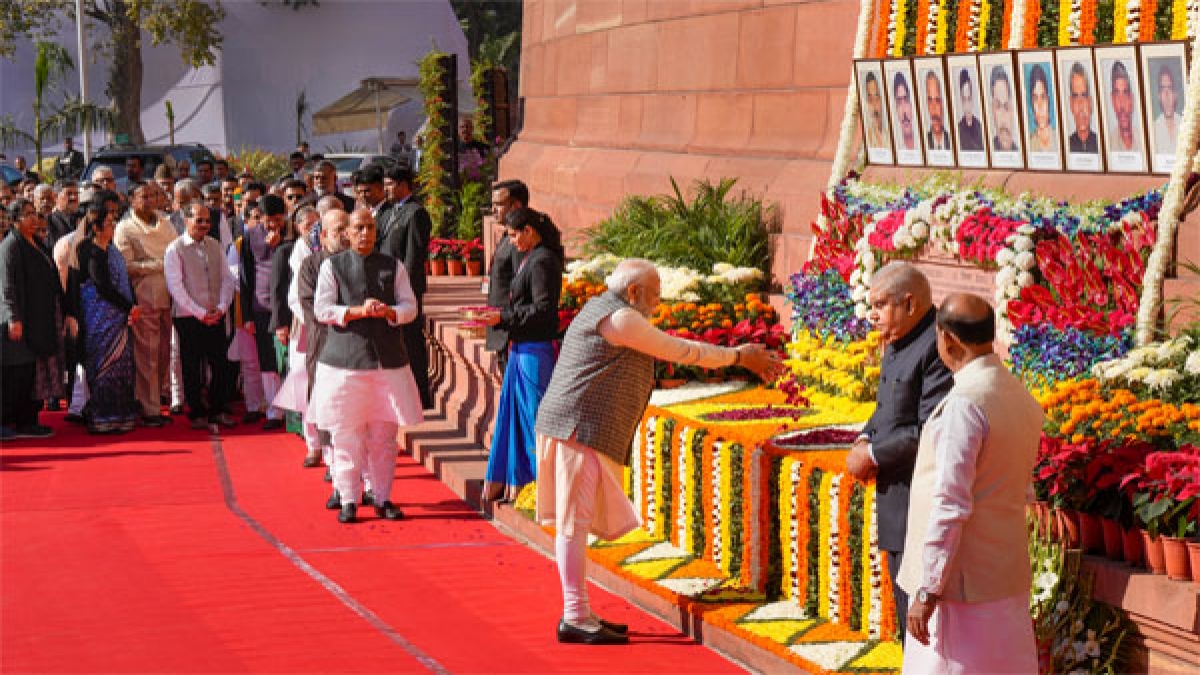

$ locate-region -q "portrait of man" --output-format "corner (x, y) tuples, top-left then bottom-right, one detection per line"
(1097, 47), (1148, 173)
(885, 60), (924, 166)
(979, 54), (1023, 169)
(856, 61), (895, 165)
(1142, 44), (1188, 174)
(1018, 52), (1063, 170)
(955, 68), (985, 152)
(1056, 51), (1102, 172)
(916, 59), (954, 167)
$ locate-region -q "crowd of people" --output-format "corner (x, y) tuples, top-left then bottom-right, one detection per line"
(4, 139), (1045, 661)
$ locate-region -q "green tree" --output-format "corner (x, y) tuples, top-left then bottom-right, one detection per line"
(0, 0), (226, 145)
(0, 40), (116, 172)
(449, 1), (522, 100)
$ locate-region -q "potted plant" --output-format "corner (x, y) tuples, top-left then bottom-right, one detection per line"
(1122, 447), (1200, 579)
(1084, 440), (1152, 561)
(446, 239), (466, 276)
(461, 238), (485, 276)
(428, 238), (455, 276)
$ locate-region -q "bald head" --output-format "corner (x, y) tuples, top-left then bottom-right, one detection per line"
(347, 207), (377, 254)
(937, 293), (995, 345)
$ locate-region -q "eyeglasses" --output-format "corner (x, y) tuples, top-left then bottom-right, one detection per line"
(285, 193), (304, 201)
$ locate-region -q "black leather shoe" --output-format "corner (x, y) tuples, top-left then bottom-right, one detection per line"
(64, 413), (86, 425)
(556, 620), (629, 645)
(326, 490), (341, 510)
(323, 467), (332, 482)
(302, 453), (322, 468)
(596, 617), (628, 634)
(361, 490), (374, 507)
(169, 405), (184, 416)
(262, 418), (284, 431)
(374, 501), (404, 520)
(143, 415), (167, 428)
(337, 503), (357, 524)
(243, 411), (265, 424)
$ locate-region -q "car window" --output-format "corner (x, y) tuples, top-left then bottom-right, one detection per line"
(332, 157), (362, 173)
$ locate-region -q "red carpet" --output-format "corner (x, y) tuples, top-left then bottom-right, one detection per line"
(1, 414), (744, 674)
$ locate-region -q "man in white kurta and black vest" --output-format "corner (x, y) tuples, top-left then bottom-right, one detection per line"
(307, 208), (423, 524)
(897, 293), (1043, 673)
(534, 259), (784, 645)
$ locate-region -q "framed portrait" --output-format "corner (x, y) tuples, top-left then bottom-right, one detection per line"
(1056, 48), (1104, 172)
(1017, 50), (1064, 171)
(1096, 45), (1149, 173)
(947, 54), (989, 168)
(978, 52), (1024, 169)
(914, 57), (955, 167)
(883, 58), (925, 166)
(1140, 41), (1190, 174)
(856, 60), (895, 165)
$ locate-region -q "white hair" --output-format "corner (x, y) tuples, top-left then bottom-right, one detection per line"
(605, 258), (658, 294)
(92, 166), (114, 179)
(32, 184), (54, 199)
(871, 261), (932, 307)
(315, 194), (344, 215)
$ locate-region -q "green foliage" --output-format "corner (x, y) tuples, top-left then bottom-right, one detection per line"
(1153, 0), (1175, 40)
(470, 58), (493, 145)
(454, 180), (487, 242)
(1095, 0), (1116, 43)
(417, 48), (452, 236)
(903, 0), (919, 55)
(582, 178), (779, 279)
(229, 147), (288, 185)
(986, 0), (1006, 50)
(1037, 0), (1059, 47)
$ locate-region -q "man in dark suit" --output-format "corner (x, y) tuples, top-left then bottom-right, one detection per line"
(313, 160), (355, 212)
(845, 262), (953, 643)
(486, 179), (529, 374)
(358, 165), (432, 408)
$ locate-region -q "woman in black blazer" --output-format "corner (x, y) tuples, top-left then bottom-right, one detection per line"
(481, 208), (564, 502)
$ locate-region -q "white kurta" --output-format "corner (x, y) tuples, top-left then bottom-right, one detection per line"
(304, 256), (424, 430)
(272, 242), (315, 413)
(902, 395), (1037, 674)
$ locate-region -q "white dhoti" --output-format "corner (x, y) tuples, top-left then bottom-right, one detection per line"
(536, 434), (641, 627)
(308, 362), (424, 505)
(902, 593), (1036, 674)
(272, 339), (322, 453)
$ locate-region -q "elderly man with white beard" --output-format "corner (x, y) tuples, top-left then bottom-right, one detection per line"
(534, 259), (784, 645)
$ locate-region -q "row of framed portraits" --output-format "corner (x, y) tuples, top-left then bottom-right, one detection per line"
(856, 41), (1190, 174)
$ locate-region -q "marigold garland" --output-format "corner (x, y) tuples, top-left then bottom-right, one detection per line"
(892, 0), (909, 56)
(1114, 0), (1130, 42)
(1059, 0), (1074, 44)
(1024, 0), (1042, 46)
(876, 0), (895, 57)
(967, 0), (983, 50)
(1081, 0), (1098, 43)
(1170, 0), (1189, 37)
(1002, 0), (1016, 46)
(936, 0), (953, 52)
(916, 0), (931, 53)
(956, 0), (974, 50)
(980, 0), (994, 48)
(1140, 0), (1158, 38)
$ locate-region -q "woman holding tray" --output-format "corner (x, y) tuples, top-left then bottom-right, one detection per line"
(479, 207), (565, 503)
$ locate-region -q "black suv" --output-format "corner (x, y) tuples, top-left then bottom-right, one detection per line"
(81, 144), (216, 184)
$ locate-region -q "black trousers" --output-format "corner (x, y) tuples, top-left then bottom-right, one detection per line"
(403, 315), (432, 409)
(887, 548), (908, 643)
(250, 309), (277, 373)
(1, 362), (38, 429)
(174, 317), (232, 421)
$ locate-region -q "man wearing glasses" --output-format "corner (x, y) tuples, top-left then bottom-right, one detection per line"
(282, 179), (310, 216)
(163, 203), (237, 430)
(114, 181), (180, 427)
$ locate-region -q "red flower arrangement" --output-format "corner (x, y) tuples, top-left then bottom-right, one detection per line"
(955, 208), (1021, 266)
(1120, 445), (1200, 538)
(866, 210), (906, 252)
(805, 193), (861, 282)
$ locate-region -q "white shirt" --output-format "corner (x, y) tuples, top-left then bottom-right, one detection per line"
(314, 256), (418, 329)
(919, 394), (988, 594)
(164, 232), (237, 320)
(599, 307), (737, 369)
(286, 240), (312, 321)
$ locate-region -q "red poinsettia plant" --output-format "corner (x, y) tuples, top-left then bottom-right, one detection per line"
(1035, 435), (1093, 510)
(1120, 444), (1200, 538)
(429, 237), (460, 261)
(866, 210), (905, 252)
(458, 238), (484, 261)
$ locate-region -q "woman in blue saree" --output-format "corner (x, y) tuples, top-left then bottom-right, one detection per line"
(76, 200), (141, 433)
(481, 208), (565, 503)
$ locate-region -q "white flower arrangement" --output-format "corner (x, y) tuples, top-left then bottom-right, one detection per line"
(1092, 335), (1196, 395)
(565, 253), (622, 284)
(1186, 350), (1200, 376)
(657, 265), (706, 302)
(707, 263), (764, 286)
(1125, 0), (1142, 43)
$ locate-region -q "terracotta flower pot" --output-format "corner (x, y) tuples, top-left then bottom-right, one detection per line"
(1187, 541), (1200, 582)
(1162, 536), (1193, 581)
(1078, 512), (1103, 554)
(1142, 530), (1167, 575)
(447, 259), (465, 276)
(656, 378), (686, 390)
(1031, 501), (1052, 538)
(1122, 526), (1144, 568)
(1100, 518), (1124, 561)
(466, 260), (483, 276)
(1055, 509), (1081, 549)
(429, 259), (447, 276)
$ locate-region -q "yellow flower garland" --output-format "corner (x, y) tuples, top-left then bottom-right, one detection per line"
(1171, 0), (1189, 38)
(720, 441), (735, 575)
(1058, 0), (1072, 44)
(817, 471), (834, 619)
(893, 0), (909, 56)
(980, 0), (993, 47)
(1114, 0), (1129, 43)
(862, 485), (876, 636)
(936, 0), (952, 52)
(678, 426), (697, 552)
(779, 456), (797, 600)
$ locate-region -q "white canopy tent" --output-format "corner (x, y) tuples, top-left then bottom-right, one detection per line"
(312, 77), (477, 153)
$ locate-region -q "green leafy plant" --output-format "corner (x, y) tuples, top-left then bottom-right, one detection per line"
(417, 47), (452, 236)
(228, 147), (288, 185)
(454, 180), (486, 242)
(582, 177), (779, 279)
